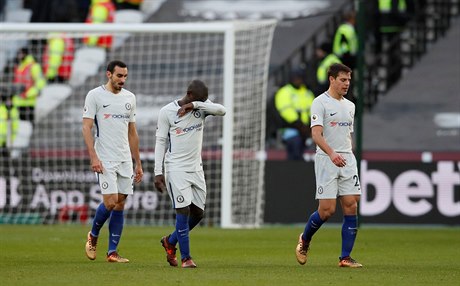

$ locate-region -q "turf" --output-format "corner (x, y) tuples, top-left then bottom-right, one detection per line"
(0, 224), (459, 286)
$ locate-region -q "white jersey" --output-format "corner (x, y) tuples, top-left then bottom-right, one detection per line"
(82, 85), (136, 162)
(310, 91), (355, 154)
(154, 99), (226, 175)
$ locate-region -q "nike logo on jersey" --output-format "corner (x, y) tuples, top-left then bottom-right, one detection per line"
(174, 120), (182, 124)
(103, 104), (110, 108)
(330, 112), (337, 116)
(111, 233), (121, 237)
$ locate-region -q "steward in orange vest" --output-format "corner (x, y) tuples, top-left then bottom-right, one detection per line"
(43, 33), (75, 83)
(12, 48), (46, 122)
(83, 0), (115, 49)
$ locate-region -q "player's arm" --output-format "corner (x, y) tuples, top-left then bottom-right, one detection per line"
(177, 100), (226, 117)
(128, 122), (143, 183)
(82, 118), (103, 173)
(311, 125), (346, 167)
(194, 100), (226, 116)
(154, 109), (169, 193)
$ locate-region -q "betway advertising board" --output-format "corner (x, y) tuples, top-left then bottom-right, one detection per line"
(264, 160), (460, 225)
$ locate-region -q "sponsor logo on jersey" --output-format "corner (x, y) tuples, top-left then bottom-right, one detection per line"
(330, 121), (352, 127)
(103, 113), (130, 119)
(175, 122), (203, 134)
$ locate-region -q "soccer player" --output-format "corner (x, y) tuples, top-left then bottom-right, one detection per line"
(82, 60), (143, 263)
(295, 63), (362, 268)
(154, 79), (226, 268)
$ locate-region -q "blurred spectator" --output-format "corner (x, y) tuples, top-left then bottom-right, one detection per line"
(314, 42), (342, 96)
(333, 11), (358, 70)
(42, 33), (75, 83)
(374, 0), (413, 53)
(83, 0), (116, 49)
(12, 48), (46, 123)
(274, 67), (315, 160)
(0, 93), (19, 157)
(114, 0), (143, 10)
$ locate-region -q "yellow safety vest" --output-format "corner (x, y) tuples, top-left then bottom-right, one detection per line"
(274, 84), (315, 125)
(333, 22), (358, 57)
(317, 54), (342, 85)
(0, 104), (19, 146)
(12, 55), (46, 108)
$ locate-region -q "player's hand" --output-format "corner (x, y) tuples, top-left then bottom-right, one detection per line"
(154, 174), (167, 193)
(330, 152), (347, 167)
(91, 157), (104, 174)
(134, 165), (143, 183)
(177, 103), (194, 117)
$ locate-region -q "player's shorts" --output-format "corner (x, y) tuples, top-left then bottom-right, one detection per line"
(314, 153), (361, 199)
(165, 170), (207, 210)
(97, 161), (134, 195)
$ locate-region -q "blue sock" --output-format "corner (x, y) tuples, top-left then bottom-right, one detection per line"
(108, 210), (124, 255)
(302, 211), (324, 241)
(175, 213), (190, 260)
(168, 215), (202, 246)
(341, 215), (358, 258)
(91, 203), (111, 237)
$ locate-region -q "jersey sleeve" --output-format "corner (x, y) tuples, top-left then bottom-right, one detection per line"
(130, 95), (136, 123)
(83, 91), (96, 119)
(193, 99), (226, 116)
(154, 107), (170, 175)
(310, 98), (324, 127)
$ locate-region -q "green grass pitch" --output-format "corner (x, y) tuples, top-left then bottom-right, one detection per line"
(1, 224), (459, 285)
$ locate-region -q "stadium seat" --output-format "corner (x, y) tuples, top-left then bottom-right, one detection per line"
(114, 10), (144, 23)
(113, 10), (144, 49)
(36, 84), (72, 122)
(69, 61), (100, 87)
(73, 47), (106, 66)
(5, 9), (32, 23)
(141, 0), (167, 21)
(8, 120), (33, 158)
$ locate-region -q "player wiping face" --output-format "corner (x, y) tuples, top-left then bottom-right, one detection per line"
(177, 89), (208, 117)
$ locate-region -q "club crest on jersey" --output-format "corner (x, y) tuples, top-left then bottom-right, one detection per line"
(193, 110), (201, 118)
(177, 195), (184, 203)
(125, 103), (132, 110)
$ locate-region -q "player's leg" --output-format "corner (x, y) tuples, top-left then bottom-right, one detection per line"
(296, 154), (338, 265)
(85, 163), (118, 260)
(161, 171), (196, 267)
(106, 161), (133, 263)
(169, 171), (206, 245)
(107, 194), (127, 253)
(337, 154), (362, 267)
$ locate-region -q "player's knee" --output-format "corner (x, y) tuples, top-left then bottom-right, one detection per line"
(190, 207), (204, 221)
(318, 208), (335, 220)
(176, 206), (190, 216)
(104, 201), (116, 210)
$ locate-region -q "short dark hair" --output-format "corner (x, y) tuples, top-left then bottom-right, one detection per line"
(327, 63), (352, 79)
(107, 60), (127, 73)
(187, 79), (208, 101)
